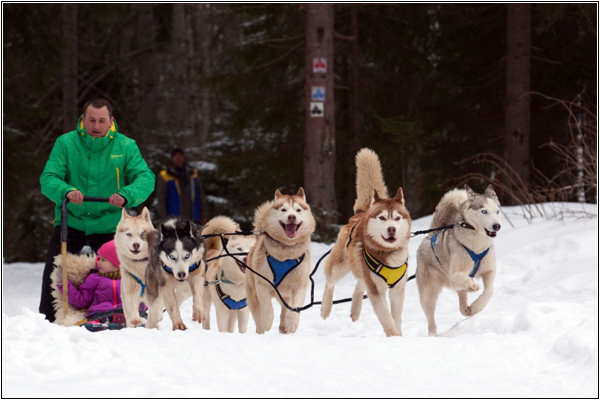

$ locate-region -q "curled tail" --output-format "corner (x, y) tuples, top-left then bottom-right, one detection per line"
(201, 216), (239, 254)
(430, 188), (467, 229)
(353, 148), (389, 213)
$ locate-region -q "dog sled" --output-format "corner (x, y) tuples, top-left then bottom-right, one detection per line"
(50, 196), (145, 332)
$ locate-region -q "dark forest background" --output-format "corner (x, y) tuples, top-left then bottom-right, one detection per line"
(3, 3), (597, 262)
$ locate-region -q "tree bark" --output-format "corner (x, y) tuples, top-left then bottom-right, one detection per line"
(172, 4), (189, 137)
(62, 4), (77, 132)
(136, 4), (157, 148)
(305, 3), (336, 220)
(504, 3), (531, 202)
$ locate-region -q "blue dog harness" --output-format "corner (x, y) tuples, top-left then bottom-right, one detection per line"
(267, 253), (306, 287)
(430, 231), (490, 278)
(215, 283), (247, 310)
(127, 271), (146, 297)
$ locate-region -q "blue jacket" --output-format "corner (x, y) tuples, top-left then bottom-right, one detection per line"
(156, 164), (207, 222)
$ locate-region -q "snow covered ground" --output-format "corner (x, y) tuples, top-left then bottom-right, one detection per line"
(2, 203), (598, 398)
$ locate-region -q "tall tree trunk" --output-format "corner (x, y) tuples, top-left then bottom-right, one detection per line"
(305, 3), (336, 221)
(136, 4), (157, 149)
(62, 4), (77, 132)
(199, 5), (211, 147)
(172, 4), (189, 137)
(504, 4), (531, 203)
(349, 5), (361, 152)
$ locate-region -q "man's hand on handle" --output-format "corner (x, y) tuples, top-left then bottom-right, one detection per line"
(67, 191), (126, 208)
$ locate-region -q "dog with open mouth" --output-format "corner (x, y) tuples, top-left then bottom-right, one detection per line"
(246, 188), (316, 334)
(415, 185), (501, 335)
(201, 216), (256, 333)
(320, 148), (412, 337)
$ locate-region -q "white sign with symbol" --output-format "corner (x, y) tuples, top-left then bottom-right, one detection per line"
(310, 102), (324, 117)
(311, 86), (325, 101)
(313, 58), (327, 73)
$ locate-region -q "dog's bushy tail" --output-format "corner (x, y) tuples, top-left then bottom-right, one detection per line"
(430, 188), (467, 229)
(201, 216), (239, 254)
(353, 148), (389, 213)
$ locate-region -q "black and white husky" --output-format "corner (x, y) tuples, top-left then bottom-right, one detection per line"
(145, 218), (206, 330)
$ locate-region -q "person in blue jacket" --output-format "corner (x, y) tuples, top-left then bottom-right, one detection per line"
(156, 147), (208, 224)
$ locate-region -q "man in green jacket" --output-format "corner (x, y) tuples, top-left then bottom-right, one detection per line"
(39, 98), (155, 322)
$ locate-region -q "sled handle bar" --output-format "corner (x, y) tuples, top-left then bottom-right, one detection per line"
(60, 196), (131, 243)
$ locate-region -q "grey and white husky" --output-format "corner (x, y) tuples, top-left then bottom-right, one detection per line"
(416, 185), (501, 335)
(145, 218), (206, 330)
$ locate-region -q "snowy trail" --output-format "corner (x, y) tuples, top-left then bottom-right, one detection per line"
(2, 204), (598, 398)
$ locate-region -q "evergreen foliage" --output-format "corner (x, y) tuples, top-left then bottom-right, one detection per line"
(2, 3), (596, 261)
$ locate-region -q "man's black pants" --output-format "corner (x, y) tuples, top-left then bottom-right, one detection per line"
(39, 226), (114, 322)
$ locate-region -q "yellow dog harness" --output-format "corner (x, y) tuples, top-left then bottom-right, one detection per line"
(363, 247), (407, 288)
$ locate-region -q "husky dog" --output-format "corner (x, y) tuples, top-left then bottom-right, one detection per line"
(246, 188), (316, 334)
(145, 218), (206, 330)
(114, 207), (156, 328)
(201, 216), (256, 333)
(416, 185), (501, 336)
(321, 148), (412, 337)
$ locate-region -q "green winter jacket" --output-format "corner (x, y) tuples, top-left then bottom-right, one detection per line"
(40, 117), (155, 235)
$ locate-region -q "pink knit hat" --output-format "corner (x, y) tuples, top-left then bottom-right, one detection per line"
(97, 240), (120, 268)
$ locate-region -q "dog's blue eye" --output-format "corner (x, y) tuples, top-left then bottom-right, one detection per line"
(169, 255), (176, 260)
(126, 233), (132, 237)
(482, 210), (488, 214)
(184, 254), (190, 259)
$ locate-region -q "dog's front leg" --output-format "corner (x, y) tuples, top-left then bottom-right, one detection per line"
(146, 296), (164, 329)
(189, 273), (205, 324)
(366, 283), (399, 337)
(450, 271), (479, 293)
(465, 270), (495, 316)
(389, 280), (407, 336)
(122, 275), (147, 328)
(162, 287), (186, 331)
(238, 309), (249, 333)
(256, 281), (274, 333)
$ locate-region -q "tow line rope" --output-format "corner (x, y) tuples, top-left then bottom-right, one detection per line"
(201, 224), (459, 314)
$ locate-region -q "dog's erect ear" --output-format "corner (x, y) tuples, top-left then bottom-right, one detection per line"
(485, 184), (498, 199)
(393, 187), (404, 204)
(140, 207), (153, 226)
(465, 184), (476, 197)
(160, 223), (170, 237)
(274, 190), (283, 200)
(370, 190), (382, 206)
(296, 187), (306, 201)
(182, 219), (192, 236)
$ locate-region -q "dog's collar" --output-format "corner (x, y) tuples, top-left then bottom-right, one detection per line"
(215, 282), (247, 310)
(266, 253), (305, 287)
(362, 247), (407, 288)
(162, 262), (200, 276)
(127, 271), (146, 297)
(459, 221), (476, 231)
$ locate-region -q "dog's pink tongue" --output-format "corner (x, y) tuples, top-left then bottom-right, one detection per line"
(284, 223), (298, 238)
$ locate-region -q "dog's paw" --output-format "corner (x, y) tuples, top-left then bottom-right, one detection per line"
(461, 306), (473, 316)
(385, 328), (400, 337)
(192, 310), (204, 323)
(128, 317), (147, 328)
(172, 321), (187, 331)
(320, 308), (331, 320)
(467, 282), (480, 292)
(350, 312), (360, 322)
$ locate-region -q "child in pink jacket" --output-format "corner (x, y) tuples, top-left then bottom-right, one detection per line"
(58, 240), (123, 323)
